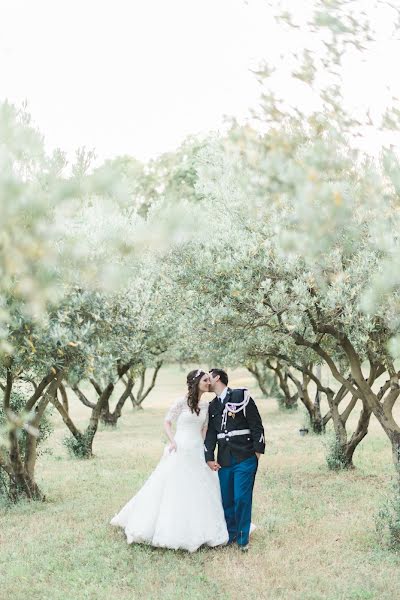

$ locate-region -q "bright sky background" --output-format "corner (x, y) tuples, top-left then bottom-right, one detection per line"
(0, 0), (399, 165)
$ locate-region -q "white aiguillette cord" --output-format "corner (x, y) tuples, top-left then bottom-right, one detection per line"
(221, 389), (250, 429)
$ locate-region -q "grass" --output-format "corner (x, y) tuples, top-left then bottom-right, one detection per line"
(1, 365), (400, 599)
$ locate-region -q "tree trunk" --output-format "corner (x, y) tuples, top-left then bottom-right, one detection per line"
(75, 378), (112, 427)
(4, 368), (62, 501)
(58, 383), (69, 413)
(264, 361), (298, 410)
(247, 363), (275, 398)
(60, 363), (135, 457)
(130, 362), (163, 410)
(50, 392), (91, 458)
(101, 377), (135, 426)
(276, 368), (299, 410)
(389, 431), (400, 480)
(287, 369), (323, 432)
(85, 382), (115, 453)
(325, 390), (363, 469)
(114, 377), (134, 418)
(343, 400), (371, 467)
(72, 384), (96, 409)
(4, 365), (42, 500)
(92, 377), (115, 425)
(8, 466), (43, 502)
(24, 373), (64, 485)
(50, 394), (84, 438)
(295, 324), (400, 468)
(100, 404), (116, 426)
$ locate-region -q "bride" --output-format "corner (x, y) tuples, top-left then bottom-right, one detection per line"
(110, 369), (229, 552)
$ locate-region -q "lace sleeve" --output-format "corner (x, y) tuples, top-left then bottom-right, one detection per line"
(202, 406), (209, 430)
(164, 398), (184, 423)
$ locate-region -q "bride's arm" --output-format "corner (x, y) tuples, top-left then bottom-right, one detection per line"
(163, 398), (183, 452)
(164, 419), (177, 451)
(201, 407), (209, 440)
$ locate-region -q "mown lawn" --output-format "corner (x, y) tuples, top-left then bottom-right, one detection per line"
(1, 365), (400, 600)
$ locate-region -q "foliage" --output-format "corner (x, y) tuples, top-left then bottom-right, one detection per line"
(376, 480), (400, 551)
(150, 1), (400, 483)
(2, 0), (400, 508)
(0, 388), (53, 448)
(63, 431), (93, 459)
(324, 431), (349, 470)
(0, 385), (54, 500)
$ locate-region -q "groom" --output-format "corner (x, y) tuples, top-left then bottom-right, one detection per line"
(205, 368), (265, 551)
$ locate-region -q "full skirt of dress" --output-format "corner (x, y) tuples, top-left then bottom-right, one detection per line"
(110, 444), (229, 553)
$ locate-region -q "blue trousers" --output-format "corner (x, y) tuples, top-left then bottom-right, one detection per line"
(218, 454), (258, 546)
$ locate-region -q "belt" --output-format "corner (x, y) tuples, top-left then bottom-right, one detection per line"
(217, 429), (251, 440)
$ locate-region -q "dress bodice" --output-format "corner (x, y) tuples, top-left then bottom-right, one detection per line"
(165, 397), (209, 451)
(165, 397), (208, 429)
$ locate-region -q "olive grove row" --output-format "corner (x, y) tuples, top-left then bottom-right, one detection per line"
(2, 0), (400, 511)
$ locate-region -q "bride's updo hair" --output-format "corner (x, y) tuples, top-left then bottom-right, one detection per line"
(186, 369), (204, 415)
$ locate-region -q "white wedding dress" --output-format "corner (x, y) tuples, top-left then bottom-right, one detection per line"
(110, 397), (229, 552)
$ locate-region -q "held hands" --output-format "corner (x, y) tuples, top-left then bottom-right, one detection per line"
(207, 456), (259, 469)
(207, 461), (221, 471)
(168, 441), (177, 453)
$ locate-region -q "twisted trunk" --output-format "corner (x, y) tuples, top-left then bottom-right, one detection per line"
(92, 361), (136, 425)
(292, 323), (387, 469)
(52, 380), (115, 458)
(72, 384), (96, 409)
(101, 378), (134, 426)
(5, 366), (41, 500)
(247, 362), (276, 399)
(85, 382), (115, 451)
(130, 362), (163, 410)
(287, 369), (323, 432)
(58, 383), (69, 413)
(58, 363), (135, 457)
(344, 400), (371, 466)
(292, 361), (369, 467)
(272, 363), (299, 410)
(50, 393), (85, 440)
(325, 388), (369, 469)
(3, 368), (62, 501)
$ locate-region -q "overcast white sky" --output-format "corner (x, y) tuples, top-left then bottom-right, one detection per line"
(0, 0), (399, 164)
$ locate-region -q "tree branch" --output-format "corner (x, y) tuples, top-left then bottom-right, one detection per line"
(72, 385), (96, 409)
(137, 361), (163, 404)
(25, 371), (56, 412)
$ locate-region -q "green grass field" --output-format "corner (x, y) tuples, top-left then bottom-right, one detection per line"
(1, 365), (400, 600)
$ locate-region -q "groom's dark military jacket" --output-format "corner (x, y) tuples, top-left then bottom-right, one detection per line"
(204, 388), (265, 467)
